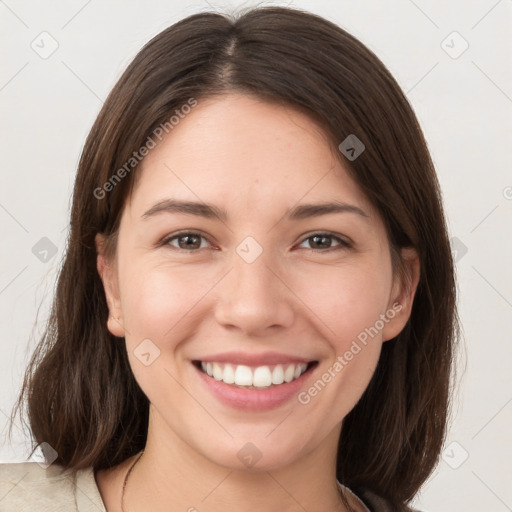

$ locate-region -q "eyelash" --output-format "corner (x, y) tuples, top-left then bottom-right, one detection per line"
(160, 230), (352, 253)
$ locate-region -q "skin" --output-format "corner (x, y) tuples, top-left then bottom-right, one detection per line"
(95, 94), (420, 512)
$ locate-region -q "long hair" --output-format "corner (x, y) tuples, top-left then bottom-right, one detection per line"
(10, 6), (459, 510)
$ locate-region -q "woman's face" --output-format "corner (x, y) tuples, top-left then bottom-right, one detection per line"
(97, 93), (418, 472)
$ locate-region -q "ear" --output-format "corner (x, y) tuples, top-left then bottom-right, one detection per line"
(95, 233), (125, 338)
(382, 247), (420, 342)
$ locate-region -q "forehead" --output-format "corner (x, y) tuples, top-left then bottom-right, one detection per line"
(127, 94), (374, 219)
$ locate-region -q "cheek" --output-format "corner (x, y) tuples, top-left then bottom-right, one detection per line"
(291, 261), (391, 420)
(118, 258), (219, 366)
(293, 260), (393, 348)
(117, 261), (208, 401)
(122, 275), (164, 335)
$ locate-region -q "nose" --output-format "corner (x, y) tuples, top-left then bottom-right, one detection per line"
(214, 243), (295, 336)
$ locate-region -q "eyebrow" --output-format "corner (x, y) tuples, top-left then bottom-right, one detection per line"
(141, 199), (369, 222)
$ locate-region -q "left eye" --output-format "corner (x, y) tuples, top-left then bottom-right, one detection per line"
(298, 233), (350, 251)
(163, 232), (211, 251)
(162, 231), (350, 252)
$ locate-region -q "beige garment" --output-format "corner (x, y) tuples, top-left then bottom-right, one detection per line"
(0, 461), (375, 512)
(0, 462), (106, 512)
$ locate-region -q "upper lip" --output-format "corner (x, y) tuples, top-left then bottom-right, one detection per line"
(193, 351), (316, 367)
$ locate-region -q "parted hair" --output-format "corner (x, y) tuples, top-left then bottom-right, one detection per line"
(10, 6), (458, 511)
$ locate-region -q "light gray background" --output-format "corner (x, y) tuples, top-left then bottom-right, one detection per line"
(1, 1), (511, 511)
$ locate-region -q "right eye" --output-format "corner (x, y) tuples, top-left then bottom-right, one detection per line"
(161, 231), (213, 251)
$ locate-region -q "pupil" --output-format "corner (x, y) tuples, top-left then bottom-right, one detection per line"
(181, 235), (199, 249)
(313, 235), (329, 248)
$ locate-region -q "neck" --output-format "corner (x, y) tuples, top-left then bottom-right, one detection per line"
(119, 407), (350, 512)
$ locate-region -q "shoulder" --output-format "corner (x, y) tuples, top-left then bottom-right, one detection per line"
(0, 462), (106, 512)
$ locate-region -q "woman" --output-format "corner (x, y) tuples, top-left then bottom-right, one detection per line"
(3, 6), (458, 511)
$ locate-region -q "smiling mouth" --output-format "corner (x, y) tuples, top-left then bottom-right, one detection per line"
(193, 360), (318, 389)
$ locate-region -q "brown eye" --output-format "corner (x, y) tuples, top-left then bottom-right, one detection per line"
(164, 232), (210, 251)
(298, 233), (351, 252)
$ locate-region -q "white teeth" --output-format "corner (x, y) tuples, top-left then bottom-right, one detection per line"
(271, 365), (284, 385)
(294, 364), (304, 379)
(283, 364), (295, 383)
(199, 361), (310, 387)
(222, 364), (235, 384)
(253, 366), (272, 388)
(234, 365), (253, 386)
(212, 363), (223, 381)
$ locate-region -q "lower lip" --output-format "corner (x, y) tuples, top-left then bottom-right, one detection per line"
(193, 363), (316, 411)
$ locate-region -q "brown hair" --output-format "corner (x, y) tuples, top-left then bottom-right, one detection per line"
(10, 6), (458, 510)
